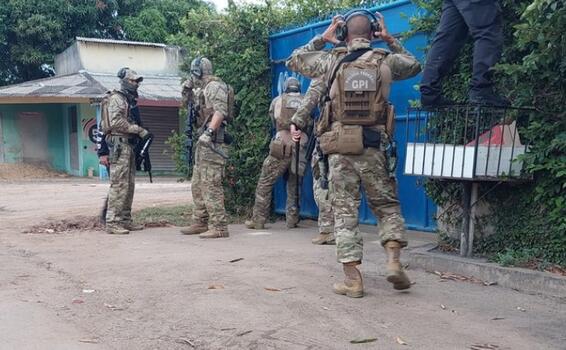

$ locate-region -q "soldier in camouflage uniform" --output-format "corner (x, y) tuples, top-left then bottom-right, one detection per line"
(245, 77), (307, 229)
(292, 78), (336, 245)
(179, 57), (233, 239)
(102, 68), (150, 235)
(287, 11), (421, 297)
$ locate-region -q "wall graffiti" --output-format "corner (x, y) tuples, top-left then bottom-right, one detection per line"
(82, 117), (98, 144)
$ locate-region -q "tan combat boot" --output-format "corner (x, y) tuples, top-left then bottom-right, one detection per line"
(384, 241), (411, 290)
(124, 222), (144, 231)
(180, 223), (208, 235)
(199, 227), (229, 239)
(244, 220), (265, 230)
(286, 216), (299, 229)
(311, 232), (336, 245)
(333, 262), (364, 298)
(106, 224), (130, 235)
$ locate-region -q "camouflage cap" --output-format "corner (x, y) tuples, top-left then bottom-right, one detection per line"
(117, 67), (143, 82)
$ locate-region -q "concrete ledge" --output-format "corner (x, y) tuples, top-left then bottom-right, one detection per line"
(408, 244), (566, 298)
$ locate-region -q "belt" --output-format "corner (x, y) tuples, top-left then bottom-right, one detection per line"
(110, 135), (134, 144)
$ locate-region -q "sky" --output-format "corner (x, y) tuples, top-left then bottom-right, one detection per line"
(208, 0), (263, 11)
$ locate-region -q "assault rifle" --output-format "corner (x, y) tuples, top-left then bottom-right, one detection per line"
(100, 164), (110, 224)
(185, 101), (197, 169)
(135, 134), (153, 183)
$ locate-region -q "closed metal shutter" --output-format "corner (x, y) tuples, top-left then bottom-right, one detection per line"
(139, 106), (179, 173)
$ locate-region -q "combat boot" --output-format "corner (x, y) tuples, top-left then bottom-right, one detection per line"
(286, 216), (299, 229)
(180, 223), (208, 235)
(106, 224), (130, 235)
(244, 220), (265, 230)
(311, 232), (336, 245)
(384, 241), (411, 290)
(123, 222), (144, 231)
(333, 262), (363, 298)
(199, 227), (229, 239)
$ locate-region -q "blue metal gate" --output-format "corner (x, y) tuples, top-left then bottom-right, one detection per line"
(269, 0), (436, 231)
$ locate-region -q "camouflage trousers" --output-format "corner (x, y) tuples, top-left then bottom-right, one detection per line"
(106, 136), (135, 226)
(329, 147), (407, 264)
(312, 149), (334, 234)
(251, 155), (298, 224)
(192, 142), (229, 230)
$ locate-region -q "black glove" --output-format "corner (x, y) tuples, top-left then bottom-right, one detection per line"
(141, 132), (153, 143)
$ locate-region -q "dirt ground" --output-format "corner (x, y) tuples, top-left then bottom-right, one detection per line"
(1, 178), (565, 350)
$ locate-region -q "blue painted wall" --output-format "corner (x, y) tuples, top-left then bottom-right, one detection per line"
(269, 0), (437, 231)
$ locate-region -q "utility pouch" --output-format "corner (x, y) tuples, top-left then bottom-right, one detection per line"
(362, 127), (381, 149)
(319, 129), (339, 155)
(337, 125), (364, 155)
(316, 99), (331, 136)
(269, 131), (294, 159)
(213, 126), (225, 144)
(111, 142), (122, 163)
(386, 103), (395, 136)
(319, 124), (364, 155)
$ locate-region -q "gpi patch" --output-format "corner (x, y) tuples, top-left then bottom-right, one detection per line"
(344, 69), (377, 92)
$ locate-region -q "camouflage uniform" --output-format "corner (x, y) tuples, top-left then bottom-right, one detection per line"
(287, 35), (421, 263)
(190, 76), (231, 233)
(250, 93), (307, 227)
(292, 78), (335, 240)
(105, 91), (147, 231)
(311, 148), (334, 235)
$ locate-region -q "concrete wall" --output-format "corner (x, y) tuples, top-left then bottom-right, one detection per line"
(0, 103), (100, 176)
(55, 40), (183, 77)
(0, 104), (67, 171)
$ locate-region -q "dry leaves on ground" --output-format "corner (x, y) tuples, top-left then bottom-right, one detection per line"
(470, 344), (500, 350)
(236, 330), (252, 337)
(78, 338), (99, 344)
(104, 303), (124, 311)
(176, 338), (195, 347)
(350, 338), (377, 344)
(433, 271), (496, 286)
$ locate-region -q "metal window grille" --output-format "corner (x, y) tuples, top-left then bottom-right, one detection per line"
(404, 105), (534, 181)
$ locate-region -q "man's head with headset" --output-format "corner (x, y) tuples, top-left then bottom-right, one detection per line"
(322, 10), (394, 46)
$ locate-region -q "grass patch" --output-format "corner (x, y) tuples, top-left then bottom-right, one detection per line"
(134, 205), (193, 227)
(133, 204), (245, 227)
(492, 248), (538, 268)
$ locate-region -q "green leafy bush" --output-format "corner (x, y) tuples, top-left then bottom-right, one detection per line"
(410, 0), (566, 265)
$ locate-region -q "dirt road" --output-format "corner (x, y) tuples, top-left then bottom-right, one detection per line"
(1, 179), (565, 350)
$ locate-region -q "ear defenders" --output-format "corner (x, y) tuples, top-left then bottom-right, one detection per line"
(335, 9), (381, 41)
(191, 56), (203, 78)
(117, 67), (129, 79)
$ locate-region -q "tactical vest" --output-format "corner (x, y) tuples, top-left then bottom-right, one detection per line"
(199, 77), (235, 126)
(318, 49), (394, 156)
(329, 50), (389, 126)
(274, 93), (303, 131)
(99, 90), (129, 135)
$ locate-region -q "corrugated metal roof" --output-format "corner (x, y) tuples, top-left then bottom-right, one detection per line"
(0, 71), (182, 103)
(75, 37), (168, 48)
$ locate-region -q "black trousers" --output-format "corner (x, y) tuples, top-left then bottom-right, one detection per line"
(420, 0), (503, 104)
